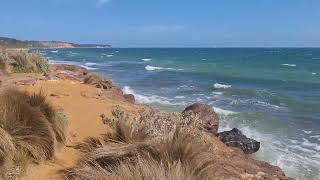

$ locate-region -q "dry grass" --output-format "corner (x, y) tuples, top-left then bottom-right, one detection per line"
(63, 108), (217, 180)
(0, 88), (68, 179)
(0, 49), (48, 73)
(83, 73), (115, 89)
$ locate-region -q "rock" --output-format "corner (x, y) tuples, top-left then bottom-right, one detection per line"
(49, 64), (89, 81)
(124, 94), (135, 104)
(182, 103), (219, 135)
(218, 128), (260, 154)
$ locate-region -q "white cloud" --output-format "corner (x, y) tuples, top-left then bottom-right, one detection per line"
(140, 25), (185, 33)
(96, 0), (111, 5)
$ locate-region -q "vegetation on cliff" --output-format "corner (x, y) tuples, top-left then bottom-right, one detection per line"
(0, 89), (68, 179)
(0, 49), (49, 74)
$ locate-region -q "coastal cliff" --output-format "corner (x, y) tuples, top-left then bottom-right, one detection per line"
(0, 50), (293, 180)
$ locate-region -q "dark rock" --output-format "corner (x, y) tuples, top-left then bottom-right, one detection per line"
(218, 128), (260, 154)
(182, 103), (219, 135)
(124, 94), (135, 104)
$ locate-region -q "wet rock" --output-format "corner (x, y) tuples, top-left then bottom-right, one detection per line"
(182, 103), (219, 135)
(124, 94), (135, 104)
(218, 128), (260, 154)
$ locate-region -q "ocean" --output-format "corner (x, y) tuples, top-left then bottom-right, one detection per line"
(40, 48), (320, 180)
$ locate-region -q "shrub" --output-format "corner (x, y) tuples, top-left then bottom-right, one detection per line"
(63, 108), (216, 180)
(0, 88), (68, 178)
(0, 49), (49, 74)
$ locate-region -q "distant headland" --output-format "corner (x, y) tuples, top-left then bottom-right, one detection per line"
(0, 36), (112, 49)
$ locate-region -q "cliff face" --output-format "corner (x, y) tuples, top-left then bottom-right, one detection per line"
(0, 37), (112, 49)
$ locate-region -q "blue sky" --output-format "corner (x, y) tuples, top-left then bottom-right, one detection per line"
(0, 0), (320, 47)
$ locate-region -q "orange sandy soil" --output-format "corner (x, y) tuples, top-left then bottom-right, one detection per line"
(1, 74), (144, 180)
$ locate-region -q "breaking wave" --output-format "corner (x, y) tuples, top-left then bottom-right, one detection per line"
(214, 83), (232, 89)
(145, 65), (183, 71)
(282, 64), (296, 67)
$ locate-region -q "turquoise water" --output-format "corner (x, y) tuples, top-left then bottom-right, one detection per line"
(41, 48), (320, 180)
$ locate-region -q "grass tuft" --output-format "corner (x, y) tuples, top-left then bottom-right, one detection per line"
(0, 88), (68, 178)
(63, 108), (217, 180)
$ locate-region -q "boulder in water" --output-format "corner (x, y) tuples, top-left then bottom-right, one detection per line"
(218, 128), (260, 154)
(182, 103), (219, 135)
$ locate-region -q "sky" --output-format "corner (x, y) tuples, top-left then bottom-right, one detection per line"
(0, 0), (320, 47)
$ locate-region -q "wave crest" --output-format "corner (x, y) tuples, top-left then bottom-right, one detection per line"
(214, 83), (232, 89)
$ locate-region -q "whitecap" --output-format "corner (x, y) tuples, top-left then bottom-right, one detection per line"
(85, 62), (98, 66)
(302, 130), (312, 134)
(213, 107), (236, 116)
(281, 64), (296, 67)
(312, 72), (317, 75)
(142, 58), (152, 62)
(213, 83), (232, 89)
(101, 53), (113, 57)
(51, 50), (58, 53)
(80, 65), (99, 71)
(145, 65), (183, 71)
(174, 96), (185, 99)
(212, 92), (223, 95)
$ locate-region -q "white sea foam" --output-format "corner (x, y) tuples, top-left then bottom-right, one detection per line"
(49, 60), (78, 65)
(213, 83), (232, 89)
(302, 130), (312, 134)
(212, 92), (223, 95)
(281, 64), (296, 67)
(80, 65), (98, 70)
(213, 107), (236, 116)
(51, 50), (58, 53)
(174, 96), (185, 99)
(122, 86), (182, 105)
(145, 65), (183, 71)
(49, 60), (98, 70)
(85, 62), (98, 66)
(312, 72), (317, 75)
(142, 58), (152, 61)
(101, 53), (113, 57)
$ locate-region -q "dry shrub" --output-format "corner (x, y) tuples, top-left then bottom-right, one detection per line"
(0, 89), (55, 162)
(28, 91), (68, 144)
(0, 128), (16, 173)
(64, 108), (216, 180)
(0, 88), (68, 178)
(83, 73), (115, 89)
(0, 49), (48, 73)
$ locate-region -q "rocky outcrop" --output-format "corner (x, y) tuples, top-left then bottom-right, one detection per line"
(124, 94), (135, 104)
(47, 64), (135, 103)
(218, 128), (260, 154)
(47, 64), (89, 81)
(182, 103), (219, 135)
